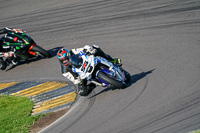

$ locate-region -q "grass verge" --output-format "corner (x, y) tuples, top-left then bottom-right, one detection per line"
(188, 130), (200, 133)
(0, 95), (45, 133)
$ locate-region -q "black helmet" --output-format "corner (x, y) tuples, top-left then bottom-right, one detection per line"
(69, 54), (83, 68)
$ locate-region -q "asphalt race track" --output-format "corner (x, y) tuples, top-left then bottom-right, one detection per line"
(0, 0), (200, 133)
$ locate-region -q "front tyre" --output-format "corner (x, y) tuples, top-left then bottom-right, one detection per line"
(31, 45), (51, 58)
(97, 71), (126, 89)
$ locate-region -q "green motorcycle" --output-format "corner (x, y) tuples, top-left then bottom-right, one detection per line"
(0, 32), (50, 70)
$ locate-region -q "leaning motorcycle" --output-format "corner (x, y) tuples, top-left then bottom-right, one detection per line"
(0, 32), (50, 70)
(69, 51), (131, 89)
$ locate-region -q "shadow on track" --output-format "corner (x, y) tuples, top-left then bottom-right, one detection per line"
(127, 69), (155, 87)
(48, 46), (64, 57)
(90, 69), (155, 98)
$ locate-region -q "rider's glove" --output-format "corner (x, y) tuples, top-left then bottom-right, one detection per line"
(83, 45), (96, 55)
(4, 51), (13, 58)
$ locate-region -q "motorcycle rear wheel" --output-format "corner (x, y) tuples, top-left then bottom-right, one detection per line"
(0, 60), (7, 70)
(97, 71), (126, 89)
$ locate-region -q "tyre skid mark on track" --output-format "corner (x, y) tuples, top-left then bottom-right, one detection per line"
(61, 91), (96, 132)
(40, 91), (96, 133)
(85, 65), (151, 133)
(120, 82), (200, 133)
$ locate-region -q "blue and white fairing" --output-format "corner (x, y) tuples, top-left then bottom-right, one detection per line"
(72, 51), (126, 86)
(95, 56), (126, 82)
(72, 51), (96, 80)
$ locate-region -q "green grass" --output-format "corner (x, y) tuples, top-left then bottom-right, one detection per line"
(188, 130), (200, 133)
(0, 95), (44, 133)
(1, 95), (199, 133)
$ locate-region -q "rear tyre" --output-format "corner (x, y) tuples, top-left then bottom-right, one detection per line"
(78, 83), (94, 96)
(31, 45), (51, 58)
(97, 71), (126, 89)
(0, 60), (7, 70)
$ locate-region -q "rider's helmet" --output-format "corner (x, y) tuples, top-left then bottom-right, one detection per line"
(57, 48), (70, 66)
(69, 54), (83, 68)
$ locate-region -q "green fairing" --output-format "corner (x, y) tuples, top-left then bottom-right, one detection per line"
(11, 33), (30, 45)
(4, 42), (28, 45)
(16, 46), (20, 50)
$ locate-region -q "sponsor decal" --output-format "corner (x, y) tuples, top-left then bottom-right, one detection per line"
(13, 37), (17, 42)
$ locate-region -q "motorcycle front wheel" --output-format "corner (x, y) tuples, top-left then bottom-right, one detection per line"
(97, 71), (126, 89)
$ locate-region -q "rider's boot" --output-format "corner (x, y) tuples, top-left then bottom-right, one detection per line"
(111, 58), (122, 67)
(103, 53), (122, 66)
(93, 45), (122, 66)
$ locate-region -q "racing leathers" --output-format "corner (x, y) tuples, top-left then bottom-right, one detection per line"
(60, 45), (117, 96)
(0, 27), (23, 70)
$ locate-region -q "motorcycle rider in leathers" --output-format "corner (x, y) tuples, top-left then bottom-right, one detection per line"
(57, 45), (121, 96)
(0, 27), (24, 70)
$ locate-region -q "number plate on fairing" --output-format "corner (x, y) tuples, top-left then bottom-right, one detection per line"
(81, 61), (88, 72)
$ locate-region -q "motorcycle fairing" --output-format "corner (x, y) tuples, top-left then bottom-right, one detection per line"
(27, 42), (40, 56)
(28, 44), (36, 56)
(3, 32), (30, 47)
(71, 50), (127, 87)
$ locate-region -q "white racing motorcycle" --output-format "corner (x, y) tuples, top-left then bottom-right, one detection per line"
(69, 51), (131, 89)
